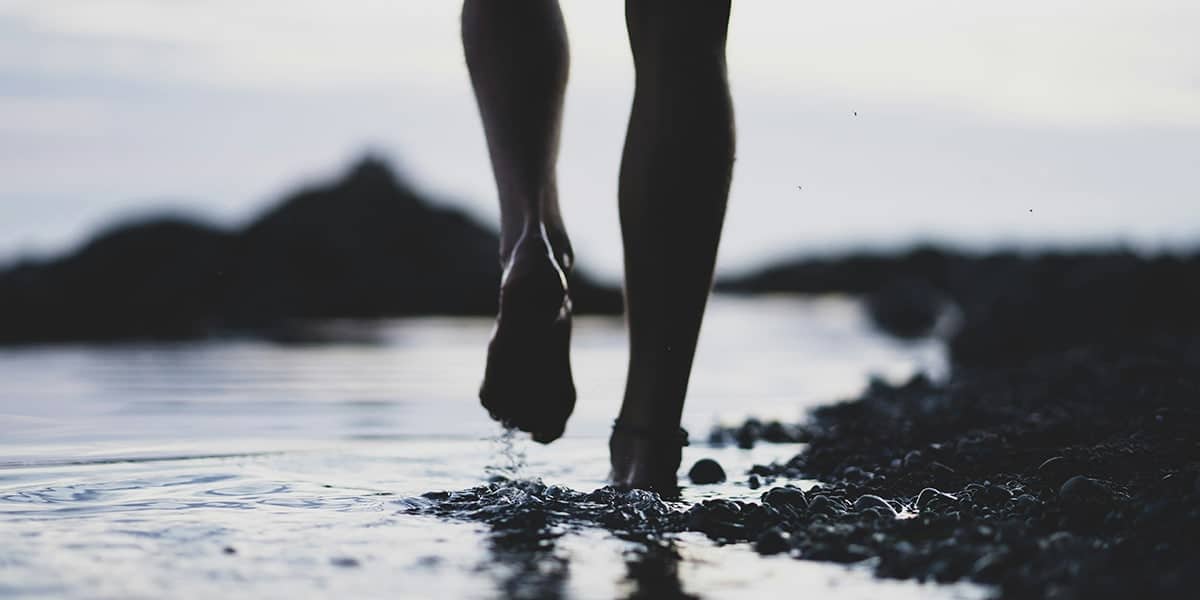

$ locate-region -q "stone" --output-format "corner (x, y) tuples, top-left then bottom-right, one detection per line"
(1058, 476), (1111, 506)
(915, 487), (957, 512)
(762, 486), (808, 511)
(688, 458), (727, 484)
(854, 494), (897, 517)
(754, 527), (791, 556)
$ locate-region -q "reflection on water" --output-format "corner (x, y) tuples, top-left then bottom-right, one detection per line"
(0, 297), (981, 598)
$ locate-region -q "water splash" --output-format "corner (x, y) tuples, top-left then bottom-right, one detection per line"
(484, 426), (528, 480)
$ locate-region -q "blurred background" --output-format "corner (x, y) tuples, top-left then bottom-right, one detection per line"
(3, 0), (1198, 280)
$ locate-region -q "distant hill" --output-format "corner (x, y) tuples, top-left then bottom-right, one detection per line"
(0, 156), (622, 344)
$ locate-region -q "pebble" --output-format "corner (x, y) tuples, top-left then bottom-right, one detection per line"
(754, 526), (791, 555)
(1012, 494), (1041, 513)
(762, 486), (808, 511)
(1058, 475), (1110, 505)
(747, 475), (761, 490)
(843, 465), (871, 482)
(688, 458), (727, 484)
(854, 494), (897, 517)
(903, 450), (925, 468)
(915, 487), (958, 511)
(807, 494), (843, 515)
(330, 557), (360, 568)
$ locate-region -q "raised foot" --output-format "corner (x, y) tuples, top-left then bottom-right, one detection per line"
(608, 424), (686, 495)
(479, 234), (575, 444)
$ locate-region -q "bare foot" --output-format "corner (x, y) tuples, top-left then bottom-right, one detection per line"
(479, 231), (575, 443)
(609, 424), (686, 494)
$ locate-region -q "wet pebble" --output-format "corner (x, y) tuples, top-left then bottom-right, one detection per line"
(842, 465), (872, 482)
(688, 458), (727, 484)
(1012, 494), (1041, 513)
(854, 494), (897, 517)
(754, 526), (791, 555)
(222, 546), (236, 555)
(747, 474), (761, 490)
(1058, 476), (1111, 506)
(808, 494), (844, 515)
(915, 487), (957, 512)
(330, 557), (360, 568)
(762, 486), (808, 511)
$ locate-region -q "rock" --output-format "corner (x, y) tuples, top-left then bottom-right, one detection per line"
(854, 494), (897, 517)
(807, 495), (844, 516)
(688, 458), (727, 484)
(842, 465), (872, 482)
(915, 487), (957, 512)
(902, 450), (925, 468)
(735, 420), (762, 449)
(864, 278), (948, 339)
(762, 486), (808, 511)
(330, 557), (360, 568)
(754, 527), (791, 556)
(761, 421), (799, 443)
(706, 426), (729, 447)
(1058, 476), (1111, 506)
(749, 464), (774, 477)
(1012, 494), (1041, 513)
(747, 475), (761, 490)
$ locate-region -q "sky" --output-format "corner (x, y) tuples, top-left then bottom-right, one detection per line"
(1, 0), (1198, 280)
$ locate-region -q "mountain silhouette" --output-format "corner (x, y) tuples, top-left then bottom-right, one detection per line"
(0, 156), (622, 344)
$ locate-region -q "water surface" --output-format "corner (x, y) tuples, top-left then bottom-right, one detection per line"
(0, 297), (982, 598)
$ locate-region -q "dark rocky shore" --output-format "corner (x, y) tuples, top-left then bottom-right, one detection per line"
(411, 247), (1200, 599)
(718, 245), (1200, 366)
(0, 157), (622, 344)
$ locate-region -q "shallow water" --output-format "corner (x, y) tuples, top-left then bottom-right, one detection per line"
(0, 297), (983, 599)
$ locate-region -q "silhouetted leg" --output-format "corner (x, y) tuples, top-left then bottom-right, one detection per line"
(610, 0), (735, 491)
(463, 0), (576, 443)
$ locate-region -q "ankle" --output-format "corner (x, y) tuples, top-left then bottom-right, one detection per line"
(501, 222), (571, 271)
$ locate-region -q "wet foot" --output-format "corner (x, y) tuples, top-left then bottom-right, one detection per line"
(609, 424), (685, 494)
(479, 231), (575, 444)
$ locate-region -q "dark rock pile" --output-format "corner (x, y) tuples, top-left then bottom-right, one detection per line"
(0, 156), (622, 344)
(411, 338), (1199, 599)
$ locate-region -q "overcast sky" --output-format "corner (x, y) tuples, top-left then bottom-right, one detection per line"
(2, 0), (1198, 279)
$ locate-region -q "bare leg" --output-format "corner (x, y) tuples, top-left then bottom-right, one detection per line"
(610, 0), (735, 491)
(463, 0), (576, 443)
